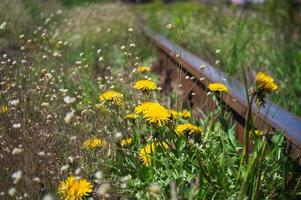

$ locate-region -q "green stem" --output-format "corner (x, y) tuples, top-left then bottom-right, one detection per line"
(236, 94), (255, 182)
(251, 138), (268, 200)
(243, 94), (255, 162)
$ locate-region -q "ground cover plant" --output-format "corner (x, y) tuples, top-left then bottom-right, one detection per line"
(1, 1), (301, 199)
(137, 0), (301, 116)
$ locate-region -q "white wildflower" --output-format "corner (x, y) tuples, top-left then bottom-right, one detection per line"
(9, 99), (19, 106)
(11, 170), (22, 184)
(42, 194), (54, 200)
(0, 21), (7, 30)
(166, 23), (175, 30)
(148, 183), (161, 195)
(8, 188), (16, 196)
(13, 123), (21, 129)
(67, 156), (74, 163)
(63, 96), (76, 104)
(200, 64), (205, 70)
(64, 111), (74, 124)
(75, 168), (81, 175)
(33, 177), (40, 182)
(97, 183), (110, 196)
(120, 174), (132, 183)
(12, 148), (23, 155)
(75, 61), (82, 65)
(94, 171), (102, 180)
(60, 165), (69, 172)
(115, 132), (122, 141)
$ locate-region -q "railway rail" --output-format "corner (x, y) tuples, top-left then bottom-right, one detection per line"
(142, 27), (301, 165)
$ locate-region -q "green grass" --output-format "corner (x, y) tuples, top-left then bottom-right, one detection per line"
(137, 1), (301, 116)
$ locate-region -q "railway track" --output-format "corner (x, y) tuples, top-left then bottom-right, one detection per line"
(142, 26), (301, 165)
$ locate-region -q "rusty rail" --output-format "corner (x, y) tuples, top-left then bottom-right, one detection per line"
(142, 27), (301, 164)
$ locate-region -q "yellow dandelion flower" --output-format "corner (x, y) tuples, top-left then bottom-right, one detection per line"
(58, 176), (93, 200)
(255, 130), (264, 136)
(139, 142), (169, 166)
(169, 110), (181, 120)
(139, 142), (156, 166)
(134, 102), (169, 126)
(6, 82), (14, 90)
(82, 138), (106, 150)
(134, 102), (153, 114)
(133, 80), (157, 92)
(99, 90), (124, 106)
(180, 109), (191, 118)
(138, 102), (169, 126)
(175, 123), (202, 135)
(137, 66), (151, 73)
(256, 72), (278, 93)
(120, 138), (133, 147)
(0, 105), (9, 113)
(208, 83), (228, 93)
(124, 113), (138, 120)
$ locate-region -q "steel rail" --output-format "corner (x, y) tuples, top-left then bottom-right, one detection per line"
(142, 27), (301, 163)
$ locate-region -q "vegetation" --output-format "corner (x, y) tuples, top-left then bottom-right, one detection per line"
(1, 0), (301, 199)
(138, 1), (301, 116)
